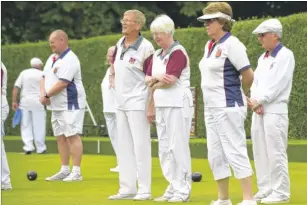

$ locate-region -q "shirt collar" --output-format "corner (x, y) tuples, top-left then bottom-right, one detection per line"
(121, 33), (144, 50)
(157, 40), (180, 57)
(213, 32), (232, 44)
(270, 43), (283, 57)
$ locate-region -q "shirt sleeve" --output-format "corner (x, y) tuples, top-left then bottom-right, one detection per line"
(112, 46), (117, 64)
(143, 43), (155, 74)
(145, 54), (153, 76)
(255, 52), (295, 105)
(56, 59), (79, 82)
(14, 72), (23, 88)
(166, 49), (187, 78)
(227, 41), (251, 72)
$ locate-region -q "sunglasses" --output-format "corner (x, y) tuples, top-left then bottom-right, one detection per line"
(204, 18), (217, 25)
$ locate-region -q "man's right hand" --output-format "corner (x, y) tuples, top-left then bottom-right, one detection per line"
(12, 102), (19, 111)
(109, 73), (115, 88)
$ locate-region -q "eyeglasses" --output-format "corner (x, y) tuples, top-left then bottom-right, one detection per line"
(204, 18), (217, 25)
(120, 19), (136, 24)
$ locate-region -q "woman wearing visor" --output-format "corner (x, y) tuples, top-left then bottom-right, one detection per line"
(197, 2), (256, 205)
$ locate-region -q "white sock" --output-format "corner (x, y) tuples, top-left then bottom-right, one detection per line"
(218, 199), (231, 205)
(72, 166), (81, 174)
(61, 165), (70, 173)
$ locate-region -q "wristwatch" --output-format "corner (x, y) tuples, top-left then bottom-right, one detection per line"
(44, 93), (50, 99)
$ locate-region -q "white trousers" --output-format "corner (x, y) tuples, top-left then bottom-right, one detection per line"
(104, 112), (118, 165)
(155, 98), (192, 200)
(251, 113), (290, 198)
(205, 106), (253, 180)
(21, 109), (46, 153)
(116, 109), (151, 195)
(1, 104), (11, 185)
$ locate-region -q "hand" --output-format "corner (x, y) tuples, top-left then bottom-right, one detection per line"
(12, 102), (19, 111)
(39, 96), (50, 105)
(246, 97), (253, 109)
(147, 78), (158, 87)
(147, 103), (155, 124)
(109, 74), (115, 88)
(162, 74), (173, 84)
(255, 105), (264, 115)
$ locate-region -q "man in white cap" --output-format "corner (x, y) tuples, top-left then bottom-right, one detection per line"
(248, 19), (294, 204)
(12, 57), (47, 154)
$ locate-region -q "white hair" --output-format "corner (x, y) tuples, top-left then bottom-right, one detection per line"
(150, 14), (175, 36)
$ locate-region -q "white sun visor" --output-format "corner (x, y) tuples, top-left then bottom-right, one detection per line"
(197, 12), (235, 22)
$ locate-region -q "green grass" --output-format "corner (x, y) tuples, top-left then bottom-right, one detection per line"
(2, 153), (307, 205)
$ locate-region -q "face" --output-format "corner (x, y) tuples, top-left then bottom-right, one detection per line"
(121, 12), (140, 35)
(152, 32), (169, 48)
(204, 18), (223, 38)
(107, 49), (115, 64)
(257, 33), (278, 50)
(49, 33), (63, 54)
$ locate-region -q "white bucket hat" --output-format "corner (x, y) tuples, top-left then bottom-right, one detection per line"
(30, 57), (43, 67)
(252, 19), (282, 38)
(197, 12), (235, 22)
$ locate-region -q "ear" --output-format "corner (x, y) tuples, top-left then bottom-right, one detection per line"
(136, 23), (142, 31)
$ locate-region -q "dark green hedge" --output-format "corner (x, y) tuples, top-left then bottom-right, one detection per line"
(2, 13), (306, 138)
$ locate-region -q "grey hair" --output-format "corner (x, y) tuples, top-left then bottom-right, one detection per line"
(150, 14), (175, 36)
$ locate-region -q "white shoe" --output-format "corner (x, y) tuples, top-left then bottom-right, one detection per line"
(108, 193), (135, 200)
(236, 200), (257, 205)
(260, 194), (289, 204)
(168, 196), (190, 203)
(62, 172), (83, 182)
(133, 193), (152, 201)
(110, 166), (119, 172)
(1, 184), (12, 190)
(254, 190), (272, 201)
(45, 171), (70, 181)
(154, 195), (172, 202)
(210, 199), (233, 205)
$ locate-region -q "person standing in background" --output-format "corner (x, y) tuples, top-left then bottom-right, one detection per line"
(101, 46), (119, 172)
(1, 62), (12, 190)
(12, 57), (47, 155)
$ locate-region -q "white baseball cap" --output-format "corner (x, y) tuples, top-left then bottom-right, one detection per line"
(252, 19), (282, 38)
(197, 12), (235, 22)
(30, 57), (43, 67)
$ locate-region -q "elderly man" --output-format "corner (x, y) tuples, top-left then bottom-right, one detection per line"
(249, 19), (294, 204)
(12, 57), (47, 154)
(108, 10), (155, 201)
(40, 29), (86, 182)
(1, 62), (12, 190)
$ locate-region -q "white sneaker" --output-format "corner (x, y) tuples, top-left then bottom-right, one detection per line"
(168, 196), (190, 203)
(1, 184), (12, 190)
(260, 194), (289, 204)
(154, 195), (172, 202)
(133, 193), (152, 201)
(210, 199), (233, 205)
(62, 172), (83, 182)
(254, 190), (272, 201)
(108, 193), (135, 200)
(236, 200), (257, 205)
(45, 171), (70, 181)
(110, 166), (119, 172)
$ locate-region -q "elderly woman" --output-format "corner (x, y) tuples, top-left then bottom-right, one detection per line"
(101, 46), (119, 173)
(146, 14), (193, 203)
(197, 2), (256, 205)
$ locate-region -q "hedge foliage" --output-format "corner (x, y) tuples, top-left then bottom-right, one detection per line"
(2, 13), (307, 138)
